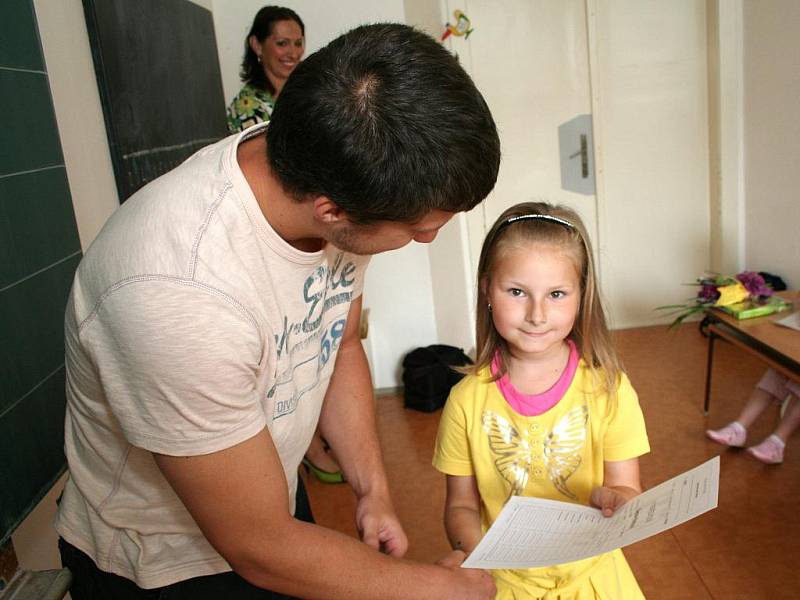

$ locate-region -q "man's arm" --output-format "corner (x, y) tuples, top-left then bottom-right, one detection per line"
(315, 296), (407, 556)
(155, 427), (496, 599)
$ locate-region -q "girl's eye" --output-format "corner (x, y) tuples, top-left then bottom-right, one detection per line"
(276, 40), (288, 46)
(509, 288), (524, 297)
(551, 290), (566, 299)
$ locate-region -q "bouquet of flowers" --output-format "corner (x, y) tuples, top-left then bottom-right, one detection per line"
(657, 271), (784, 328)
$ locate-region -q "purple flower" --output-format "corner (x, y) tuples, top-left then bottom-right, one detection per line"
(736, 271), (773, 298)
(697, 282), (720, 304)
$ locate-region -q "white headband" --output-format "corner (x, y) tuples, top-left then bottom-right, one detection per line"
(501, 214), (575, 230)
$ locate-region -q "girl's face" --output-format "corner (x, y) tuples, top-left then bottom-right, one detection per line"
(485, 242), (581, 362)
(250, 19), (304, 88)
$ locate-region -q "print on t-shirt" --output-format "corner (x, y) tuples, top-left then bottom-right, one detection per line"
(272, 252), (357, 419)
(482, 405), (588, 501)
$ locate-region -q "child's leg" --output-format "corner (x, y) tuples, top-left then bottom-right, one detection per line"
(740, 368), (792, 425)
(706, 370), (784, 447)
(736, 387), (775, 428)
(747, 393), (800, 464)
(774, 394), (800, 442)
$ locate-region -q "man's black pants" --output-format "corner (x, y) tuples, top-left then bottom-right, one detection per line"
(60, 478), (314, 599)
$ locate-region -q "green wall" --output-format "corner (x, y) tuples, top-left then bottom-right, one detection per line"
(0, 0), (82, 546)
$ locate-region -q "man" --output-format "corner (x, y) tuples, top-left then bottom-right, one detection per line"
(57, 23), (500, 599)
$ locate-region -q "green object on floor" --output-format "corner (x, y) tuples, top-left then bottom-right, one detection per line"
(302, 458), (346, 484)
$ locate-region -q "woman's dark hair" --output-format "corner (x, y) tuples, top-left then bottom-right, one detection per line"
(240, 6), (305, 94)
(267, 23), (500, 225)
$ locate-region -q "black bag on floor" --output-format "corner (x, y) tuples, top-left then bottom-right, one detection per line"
(401, 344), (473, 412)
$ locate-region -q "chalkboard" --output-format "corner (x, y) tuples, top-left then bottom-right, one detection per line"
(0, 0), (82, 546)
(82, 0), (228, 202)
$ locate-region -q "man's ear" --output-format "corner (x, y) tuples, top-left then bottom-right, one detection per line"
(311, 196), (349, 224)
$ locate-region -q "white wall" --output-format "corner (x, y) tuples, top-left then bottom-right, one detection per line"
(427, 213), (479, 357)
(404, 0), (477, 359)
(742, 0), (800, 289)
(33, 0), (119, 249)
(707, 0), (746, 276)
(362, 245), (439, 389)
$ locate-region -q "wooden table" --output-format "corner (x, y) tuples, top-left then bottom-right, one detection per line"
(703, 291), (800, 414)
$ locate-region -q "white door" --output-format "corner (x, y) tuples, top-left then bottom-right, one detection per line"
(587, 0), (709, 328)
(446, 0), (598, 278)
(439, 0), (709, 329)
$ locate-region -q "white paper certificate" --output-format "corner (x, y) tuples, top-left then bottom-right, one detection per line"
(774, 311), (800, 332)
(462, 456), (719, 569)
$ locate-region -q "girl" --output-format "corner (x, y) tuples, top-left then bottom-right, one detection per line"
(433, 202), (650, 599)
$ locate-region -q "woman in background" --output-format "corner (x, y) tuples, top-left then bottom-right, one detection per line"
(227, 6), (305, 133)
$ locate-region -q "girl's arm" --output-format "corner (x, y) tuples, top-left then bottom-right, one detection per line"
(590, 458), (642, 517)
(444, 475), (484, 553)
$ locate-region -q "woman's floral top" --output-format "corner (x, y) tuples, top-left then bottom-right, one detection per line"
(226, 83), (275, 133)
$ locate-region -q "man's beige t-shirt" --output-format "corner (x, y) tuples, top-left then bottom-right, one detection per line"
(55, 124), (369, 588)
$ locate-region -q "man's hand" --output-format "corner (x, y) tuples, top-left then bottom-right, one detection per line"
(355, 492), (408, 557)
(435, 550), (496, 599)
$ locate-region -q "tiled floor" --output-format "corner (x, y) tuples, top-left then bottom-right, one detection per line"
(304, 325), (800, 600)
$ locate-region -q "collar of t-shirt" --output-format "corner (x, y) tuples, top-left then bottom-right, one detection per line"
(491, 339), (578, 417)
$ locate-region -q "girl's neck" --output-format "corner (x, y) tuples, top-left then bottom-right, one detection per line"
(493, 340), (578, 417)
(505, 340), (572, 396)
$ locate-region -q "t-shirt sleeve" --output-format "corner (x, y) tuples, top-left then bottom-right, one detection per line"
(432, 382), (475, 476)
(603, 373), (650, 462)
(80, 278), (269, 456)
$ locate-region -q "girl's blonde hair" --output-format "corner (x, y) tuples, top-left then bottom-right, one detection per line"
(471, 201), (622, 401)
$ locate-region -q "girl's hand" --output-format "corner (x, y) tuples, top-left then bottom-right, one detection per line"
(590, 485), (639, 517)
(593, 458), (643, 516)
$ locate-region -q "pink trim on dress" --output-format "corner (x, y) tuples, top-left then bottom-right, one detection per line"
(492, 340), (578, 416)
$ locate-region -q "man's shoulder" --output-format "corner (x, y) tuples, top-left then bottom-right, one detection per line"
(73, 143), (250, 311)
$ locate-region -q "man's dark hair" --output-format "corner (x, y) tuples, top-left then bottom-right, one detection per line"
(267, 23), (500, 224)
(240, 6), (305, 94)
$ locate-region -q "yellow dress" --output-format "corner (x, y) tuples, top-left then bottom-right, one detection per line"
(433, 361), (650, 599)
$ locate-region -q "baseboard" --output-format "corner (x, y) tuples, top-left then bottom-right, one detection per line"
(374, 386), (402, 397)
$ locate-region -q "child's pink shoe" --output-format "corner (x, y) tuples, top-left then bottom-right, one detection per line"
(706, 421), (747, 447)
(747, 434), (785, 464)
